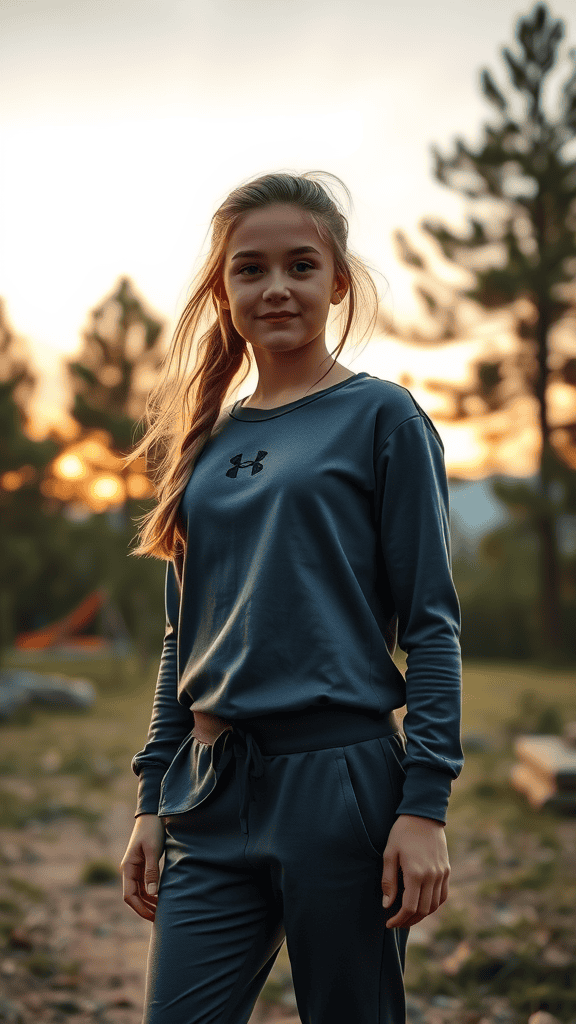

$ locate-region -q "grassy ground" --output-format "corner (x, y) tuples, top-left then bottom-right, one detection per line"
(0, 652), (575, 1024)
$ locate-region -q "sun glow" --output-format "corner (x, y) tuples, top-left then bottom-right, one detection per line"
(90, 476), (124, 502)
(54, 453), (87, 480)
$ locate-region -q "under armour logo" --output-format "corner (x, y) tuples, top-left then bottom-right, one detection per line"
(226, 451), (268, 478)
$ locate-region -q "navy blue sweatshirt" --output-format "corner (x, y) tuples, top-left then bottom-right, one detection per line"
(131, 372), (464, 824)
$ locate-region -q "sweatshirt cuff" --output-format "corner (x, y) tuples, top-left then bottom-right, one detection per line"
(395, 764), (454, 826)
(134, 767), (166, 817)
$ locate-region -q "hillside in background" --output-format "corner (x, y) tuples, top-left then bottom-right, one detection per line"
(449, 477), (510, 554)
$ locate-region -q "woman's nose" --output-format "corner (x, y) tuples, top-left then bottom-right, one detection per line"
(262, 274), (291, 297)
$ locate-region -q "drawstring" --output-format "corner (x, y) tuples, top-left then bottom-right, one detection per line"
(228, 724), (265, 835)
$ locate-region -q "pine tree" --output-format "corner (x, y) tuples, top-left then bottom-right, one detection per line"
(0, 299), (62, 658)
(391, 3), (576, 656)
(66, 275), (166, 453)
(64, 274), (167, 532)
(63, 277), (169, 666)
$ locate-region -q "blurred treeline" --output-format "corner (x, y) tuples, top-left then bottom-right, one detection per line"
(0, 280), (168, 673)
(451, 512), (575, 662)
(1, 2), (575, 668)
(386, 3), (576, 664)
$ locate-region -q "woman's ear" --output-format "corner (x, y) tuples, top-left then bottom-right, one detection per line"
(332, 272), (349, 305)
(214, 282), (230, 311)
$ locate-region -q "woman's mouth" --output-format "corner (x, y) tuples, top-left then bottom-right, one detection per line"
(260, 314), (298, 323)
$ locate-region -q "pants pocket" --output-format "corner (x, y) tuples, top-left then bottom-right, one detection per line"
(335, 736), (401, 860)
(157, 729), (234, 818)
(378, 732), (408, 802)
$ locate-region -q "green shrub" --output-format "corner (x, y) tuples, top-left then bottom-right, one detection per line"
(81, 859), (118, 885)
(25, 951), (59, 978)
(6, 876), (46, 902)
(433, 907), (470, 942)
(504, 689), (564, 736)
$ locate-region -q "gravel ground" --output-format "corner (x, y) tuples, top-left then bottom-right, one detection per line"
(1, 692), (575, 1024)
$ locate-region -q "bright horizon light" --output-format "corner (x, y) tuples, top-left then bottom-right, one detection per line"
(54, 454), (87, 480)
(3, 0), (574, 481)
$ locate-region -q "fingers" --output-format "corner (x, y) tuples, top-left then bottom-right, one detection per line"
(384, 870), (450, 929)
(381, 850), (399, 911)
(121, 853), (160, 922)
(124, 892), (157, 922)
(385, 873), (422, 929)
(136, 882), (159, 913)
(142, 841), (161, 896)
(439, 871), (450, 909)
(388, 878), (434, 929)
(122, 875), (159, 921)
(119, 819), (168, 922)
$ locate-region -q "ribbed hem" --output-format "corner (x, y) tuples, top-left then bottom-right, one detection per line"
(395, 764), (453, 825)
(134, 767), (166, 817)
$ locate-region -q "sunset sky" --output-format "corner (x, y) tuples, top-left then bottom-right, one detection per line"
(2, 0), (574, 478)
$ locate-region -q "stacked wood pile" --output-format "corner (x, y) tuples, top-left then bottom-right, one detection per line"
(510, 721), (576, 811)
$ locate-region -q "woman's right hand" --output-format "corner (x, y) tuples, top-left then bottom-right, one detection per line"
(120, 814), (166, 921)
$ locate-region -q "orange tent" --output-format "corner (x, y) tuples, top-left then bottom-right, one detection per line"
(15, 589), (110, 650)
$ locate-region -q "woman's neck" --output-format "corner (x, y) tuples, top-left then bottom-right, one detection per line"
(241, 361), (355, 410)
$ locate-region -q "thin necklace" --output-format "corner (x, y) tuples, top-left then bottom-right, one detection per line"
(244, 361), (342, 407)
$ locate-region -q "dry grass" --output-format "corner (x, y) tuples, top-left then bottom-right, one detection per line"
(0, 652), (575, 1024)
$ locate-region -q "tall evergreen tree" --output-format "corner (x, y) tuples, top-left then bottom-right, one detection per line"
(391, 3), (576, 655)
(64, 277), (169, 666)
(0, 299), (63, 658)
(66, 275), (166, 453)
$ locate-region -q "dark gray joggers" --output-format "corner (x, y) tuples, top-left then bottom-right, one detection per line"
(143, 706), (411, 1024)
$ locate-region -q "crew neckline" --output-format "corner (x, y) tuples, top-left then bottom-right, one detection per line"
(229, 372), (371, 421)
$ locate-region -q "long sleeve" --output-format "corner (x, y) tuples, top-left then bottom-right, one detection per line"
(375, 412), (464, 825)
(131, 558), (195, 816)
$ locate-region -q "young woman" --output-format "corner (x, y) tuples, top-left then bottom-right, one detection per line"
(120, 171), (464, 1024)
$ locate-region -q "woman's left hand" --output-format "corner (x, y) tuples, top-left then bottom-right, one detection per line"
(381, 813), (450, 929)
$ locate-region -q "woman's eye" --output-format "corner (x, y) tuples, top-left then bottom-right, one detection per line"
(239, 261), (314, 276)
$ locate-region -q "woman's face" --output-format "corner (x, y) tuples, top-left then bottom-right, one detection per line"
(219, 203), (347, 354)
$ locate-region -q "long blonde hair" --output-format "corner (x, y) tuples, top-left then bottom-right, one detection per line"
(123, 170), (383, 563)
